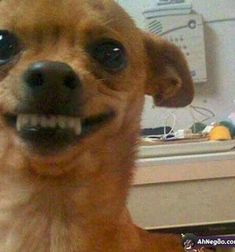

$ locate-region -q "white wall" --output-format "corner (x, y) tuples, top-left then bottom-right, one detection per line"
(117, 0), (235, 130)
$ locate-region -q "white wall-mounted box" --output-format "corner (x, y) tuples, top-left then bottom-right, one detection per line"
(145, 14), (207, 83)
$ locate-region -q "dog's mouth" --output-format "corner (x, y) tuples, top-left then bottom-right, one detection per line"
(4, 110), (115, 154)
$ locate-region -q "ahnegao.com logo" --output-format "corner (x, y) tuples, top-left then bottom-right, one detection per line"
(182, 233), (235, 251)
(182, 233), (200, 251)
(197, 237), (235, 246)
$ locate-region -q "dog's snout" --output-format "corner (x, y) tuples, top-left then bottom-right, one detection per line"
(24, 61), (80, 92)
(22, 61), (82, 115)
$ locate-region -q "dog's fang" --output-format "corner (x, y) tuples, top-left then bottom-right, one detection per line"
(75, 119), (82, 135)
(16, 114), (23, 131)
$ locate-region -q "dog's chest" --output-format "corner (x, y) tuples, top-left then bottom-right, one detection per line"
(0, 184), (88, 252)
(0, 170), (141, 252)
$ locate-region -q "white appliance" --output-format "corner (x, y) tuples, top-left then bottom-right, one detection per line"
(144, 14), (207, 83)
(143, 0), (192, 18)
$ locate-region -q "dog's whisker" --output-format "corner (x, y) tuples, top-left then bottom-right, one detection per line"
(97, 78), (108, 82)
(102, 18), (115, 26)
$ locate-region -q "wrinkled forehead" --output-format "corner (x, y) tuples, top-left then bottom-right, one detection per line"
(0, 0), (136, 39)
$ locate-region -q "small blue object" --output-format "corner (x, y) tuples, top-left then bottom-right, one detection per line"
(219, 121), (235, 137)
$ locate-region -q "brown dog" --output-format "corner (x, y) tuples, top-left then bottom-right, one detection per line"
(0, 0), (194, 251)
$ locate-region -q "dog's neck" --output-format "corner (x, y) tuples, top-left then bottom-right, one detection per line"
(0, 130), (141, 251)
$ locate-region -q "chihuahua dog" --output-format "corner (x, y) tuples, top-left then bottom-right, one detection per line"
(0, 0), (194, 251)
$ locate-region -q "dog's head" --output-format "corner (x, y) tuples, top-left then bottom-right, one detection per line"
(0, 0), (194, 175)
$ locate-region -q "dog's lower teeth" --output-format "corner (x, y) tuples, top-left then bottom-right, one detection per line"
(16, 114), (82, 135)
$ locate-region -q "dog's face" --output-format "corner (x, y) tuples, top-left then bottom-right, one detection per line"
(0, 0), (193, 175)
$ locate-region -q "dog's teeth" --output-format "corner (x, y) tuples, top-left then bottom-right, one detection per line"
(58, 116), (67, 129)
(22, 115), (29, 127)
(16, 115), (23, 131)
(16, 114), (81, 133)
(30, 115), (39, 127)
(68, 118), (75, 128)
(75, 119), (81, 135)
(48, 117), (57, 128)
(40, 116), (48, 128)
(16, 114), (31, 131)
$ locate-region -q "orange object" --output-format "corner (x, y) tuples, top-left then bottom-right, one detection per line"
(209, 126), (232, 140)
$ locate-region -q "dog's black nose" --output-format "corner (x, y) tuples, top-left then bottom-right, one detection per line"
(24, 61), (80, 92)
(22, 61), (82, 114)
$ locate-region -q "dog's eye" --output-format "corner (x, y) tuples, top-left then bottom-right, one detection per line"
(0, 30), (20, 65)
(89, 40), (127, 72)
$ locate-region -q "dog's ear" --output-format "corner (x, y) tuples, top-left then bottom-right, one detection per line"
(143, 32), (194, 107)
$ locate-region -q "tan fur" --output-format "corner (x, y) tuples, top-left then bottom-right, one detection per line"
(0, 0), (195, 251)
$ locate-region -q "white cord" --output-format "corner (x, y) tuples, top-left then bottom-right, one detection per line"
(163, 112), (176, 139)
